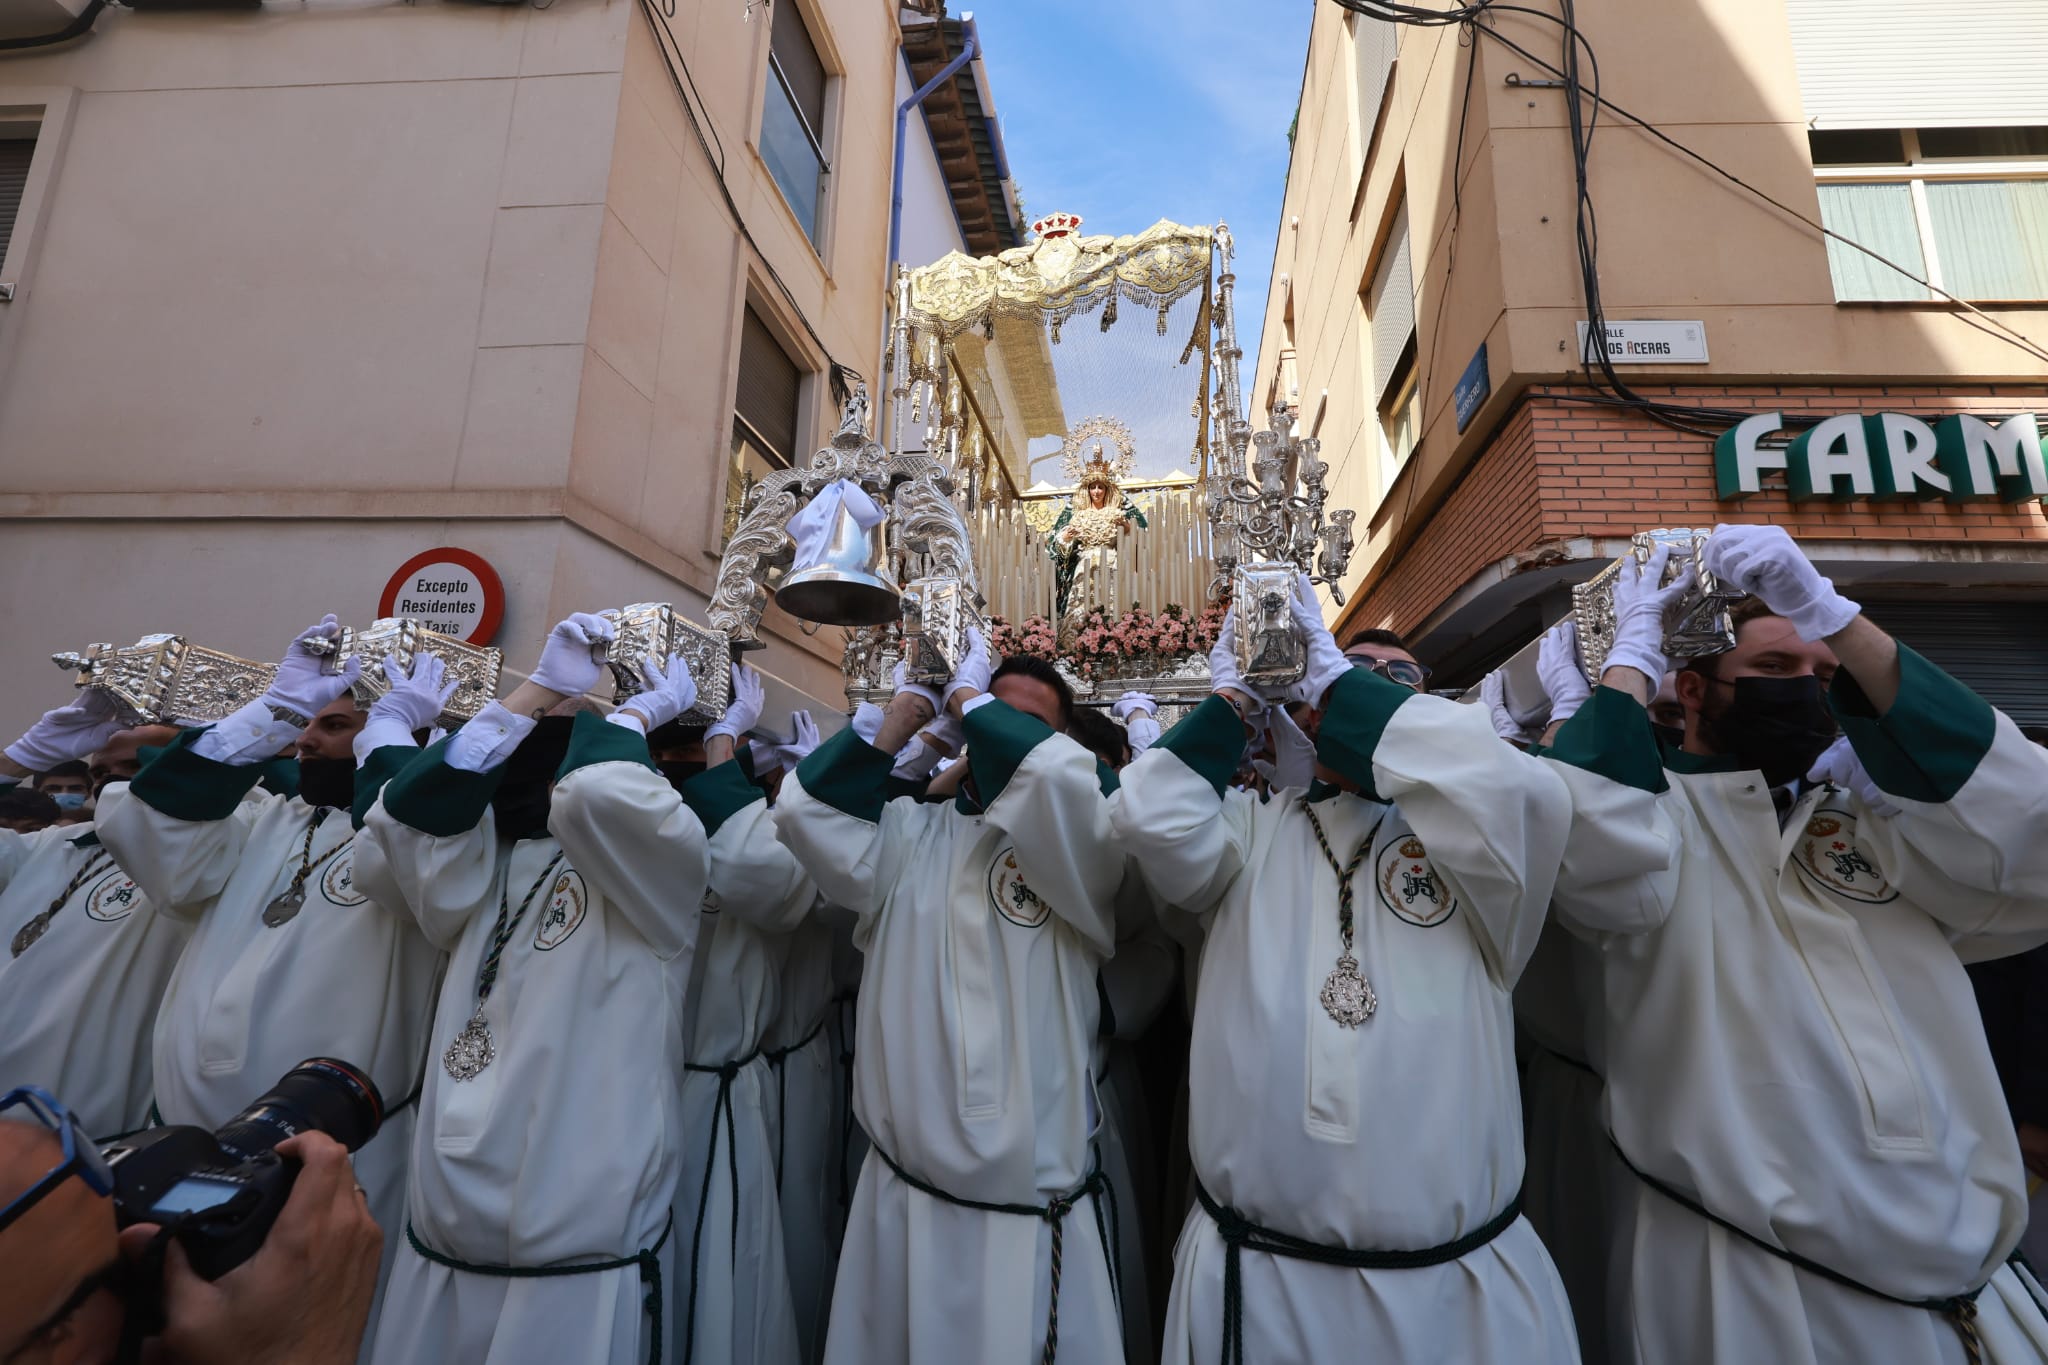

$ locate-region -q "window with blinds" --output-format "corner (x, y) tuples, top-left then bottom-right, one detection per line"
(734, 305), (801, 463)
(726, 306), (806, 547)
(1348, 10), (1397, 171)
(762, 2), (829, 243)
(1811, 128), (2048, 301)
(1366, 201), (1414, 404)
(0, 134), (36, 270)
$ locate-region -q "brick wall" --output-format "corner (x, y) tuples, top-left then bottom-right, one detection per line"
(1349, 384), (2048, 638)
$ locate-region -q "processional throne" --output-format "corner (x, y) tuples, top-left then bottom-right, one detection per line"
(708, 212), (1356, 716)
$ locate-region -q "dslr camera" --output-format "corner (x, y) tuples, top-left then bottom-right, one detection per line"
(102, 1058), (384, 1280)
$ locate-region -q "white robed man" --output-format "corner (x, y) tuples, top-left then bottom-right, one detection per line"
(357, 613), (710, 1365)
(1111, 576), (1582, 1365)
(0, 696), (186, 1140)
(665, 663), (810, 1365)
(775, 634), (1126, 1365)
(1539, 524), (2048, 1365)
(745, 711), (851, 1365)
(93, 616), (444, 1342)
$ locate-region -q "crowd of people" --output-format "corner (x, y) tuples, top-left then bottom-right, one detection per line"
(1, 522), (2045, 1365)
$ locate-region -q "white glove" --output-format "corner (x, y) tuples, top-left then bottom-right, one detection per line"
(1111, 692), (1158, 722)
(371, 653), (458, 733)
(530, 612), (616, 697)
(1807, 736), (1901, 817)
(1287, 573), (1351, 706)
(354, 653), (459, 759)
(706, 663), (762, 742)
(1479, 669), (1539, 746)
(1603, 544), (1694, 682)
(778, 710), (822, 768)
(849, 700), (887, 746)
(612, 654), (699, 733)
(1207, 610), (1263, 715)
(942, 627), (994, 711)
(1536, 621), (1595, 725)
(891, 660), (942, 716)
(888, 724), (950, 777)
(5, 691), (124, 771)
(1124, 711), (1163, 755)
(262, 614), (361, 721)
(1251, 705), (1317, 791)
(1702, 524), (1860, 642)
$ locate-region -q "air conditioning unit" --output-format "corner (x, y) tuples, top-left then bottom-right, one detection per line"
(0, 0), (95, 41)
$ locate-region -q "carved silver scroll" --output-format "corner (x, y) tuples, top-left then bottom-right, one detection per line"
(600, 602), (731, 725)
(338, 619), (502, 727)
(52, 636), (283, 727)
(1571, 528), (1740, 678)
(898, 577), (976, 686)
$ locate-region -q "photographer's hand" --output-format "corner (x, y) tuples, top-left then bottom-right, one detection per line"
(121, 1133), (381, 1365)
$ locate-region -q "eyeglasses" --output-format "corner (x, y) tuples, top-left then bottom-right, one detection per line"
(1347, 654), (1433, 691)
(0, 1087), (114, 1236)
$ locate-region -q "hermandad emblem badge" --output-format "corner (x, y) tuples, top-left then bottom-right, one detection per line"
(1320, 953), (1377, 1027)
(443, 1012), (496, 1081)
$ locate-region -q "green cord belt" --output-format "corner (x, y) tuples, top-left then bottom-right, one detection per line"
(762, 1014), (829, 1190)
(872, 1138), (1119, 1365)
(677, 1049), (762, 1365)
(404, 1213), (673, 1365)
(1609, 1137), (2001, 1365)
(1195, 1178), (1522, 1365)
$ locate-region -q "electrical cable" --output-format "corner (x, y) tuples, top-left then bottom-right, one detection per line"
(637, 0), (859, 402)
(1329, 0), (2048, 390)
(1465, 13), (2048, 371)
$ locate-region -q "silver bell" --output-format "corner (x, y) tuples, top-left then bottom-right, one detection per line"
(775, 498), (903, 627)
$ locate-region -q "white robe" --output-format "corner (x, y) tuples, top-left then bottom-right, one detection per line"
(1093, 876), (1178, 1365)
(1514, 920), (1617, 1365)
(356, 715), (707, 1365)
(669, 760), (810, 1365)
(0, 814), (188, 1138)
(94, 740), (441, 1350)
(1112, 676), (1581, 1365)
(775, 698), (1124, 1365)
(765, 910), (850, 1365)
(1543, 653), (2048, 1365)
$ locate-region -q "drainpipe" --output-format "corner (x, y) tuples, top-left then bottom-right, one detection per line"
(889, 13), (979, 269)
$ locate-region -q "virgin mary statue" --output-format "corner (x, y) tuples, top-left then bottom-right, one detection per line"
(1048, 423), (1148, 641)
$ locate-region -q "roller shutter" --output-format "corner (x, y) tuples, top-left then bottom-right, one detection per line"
(1784, 0), (2048, 129)
(1859, 600), (2048, 727)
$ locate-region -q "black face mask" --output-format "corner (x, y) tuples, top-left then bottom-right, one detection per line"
(295, 756), (355, 811)
(491, 781), (552, 842)
(1650, 722), (1685, 752)
(1699, 674), (1838, 788)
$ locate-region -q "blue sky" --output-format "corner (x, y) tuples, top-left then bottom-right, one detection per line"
(969, 2), (1314, 409)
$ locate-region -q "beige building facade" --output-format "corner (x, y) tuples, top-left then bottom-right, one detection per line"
(0, 0), (1012, 735)
(1257, 0), (2048, 719)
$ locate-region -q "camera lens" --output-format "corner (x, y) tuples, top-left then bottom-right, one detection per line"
(212, 1058), (385, 1163)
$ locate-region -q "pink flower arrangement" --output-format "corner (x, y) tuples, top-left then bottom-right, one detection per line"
(991, 597), (1229, 681)
(989, 614), (1058, 663)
